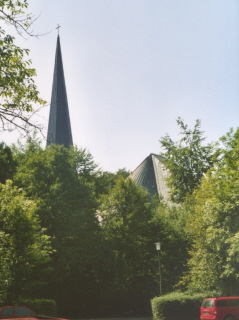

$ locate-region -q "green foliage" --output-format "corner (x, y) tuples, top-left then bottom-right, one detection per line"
(99, 177), (153, 240)
(0, 0), (46, 134)
(183, 128), (239, 294)
(0, 0), (32, 32)
(160, 118), (215, 203)
(98, 177), (156, 315)
(151, 292), (205, 320)
(151, 204), (189, 292)
(17, 299), (57, 317)
(13, 142), (98, 237)
(12, 141), (107, 317)
(98, 178), (188, 315)
(0, 142), (16, 183)
(94, 168), (131, 196)
(0, 180), (51, 304)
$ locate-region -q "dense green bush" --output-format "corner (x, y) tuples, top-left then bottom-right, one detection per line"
(17, 299), (57, 317)
(151, 292), (206, 320)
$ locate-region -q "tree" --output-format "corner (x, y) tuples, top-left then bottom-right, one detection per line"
(94, 168), (131, 196)
(0, 0), (46, 134)
(98, 177), (156, 315)
(13, 142), (99, 238)
(0, 141), (16, 183)
(182, 128), (239, 294)
(98, 177), (188, 315)
(160, 118), (215, 203)
(0, 180), (51, 304)
(12, 141), (107, 318)
(151, 202), (189, 293)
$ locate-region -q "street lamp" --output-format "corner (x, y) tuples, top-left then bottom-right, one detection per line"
(155, 242), (162, 296)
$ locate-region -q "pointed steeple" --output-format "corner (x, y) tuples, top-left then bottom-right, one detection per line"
(47, 35), (73, 148)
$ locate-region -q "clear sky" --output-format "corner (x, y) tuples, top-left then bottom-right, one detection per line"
(2, 0), (239, 172)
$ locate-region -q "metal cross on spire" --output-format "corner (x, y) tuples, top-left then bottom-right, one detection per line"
(56, 24), (61, 35)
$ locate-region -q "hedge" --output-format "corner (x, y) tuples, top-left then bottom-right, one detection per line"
(17, 299), (57, 317)
(151, 292), (208, 320)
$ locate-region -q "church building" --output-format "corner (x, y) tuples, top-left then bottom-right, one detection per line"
(46, 35), (169, 202)
(129, 154), (170, 201)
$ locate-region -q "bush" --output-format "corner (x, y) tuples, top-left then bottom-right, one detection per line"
(17, 299), (57, 317)
(151, 292), (206, 320)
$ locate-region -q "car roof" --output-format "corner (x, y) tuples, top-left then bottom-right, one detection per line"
(0, 307), (34, 313)
(204, 297), (239, 300)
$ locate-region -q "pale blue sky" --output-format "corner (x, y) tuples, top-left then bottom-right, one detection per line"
(2, 0), (239, 172)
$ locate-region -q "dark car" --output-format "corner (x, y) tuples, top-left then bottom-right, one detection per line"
(0, 307), (68, 320)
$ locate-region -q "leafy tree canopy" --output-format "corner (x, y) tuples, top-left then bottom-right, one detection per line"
(98, 177), (156, 313)
(13, 140), (99, 239)
(0, 0), (46, 135)
(94, 168), (131, 196)
(0, 141), (16, 183)
(183, 128), (239, 294)
(160, 118), (215, 203)
(11, 140), (108, 316)
(98, 177), (188, 313)
(0, 180), (51, 304)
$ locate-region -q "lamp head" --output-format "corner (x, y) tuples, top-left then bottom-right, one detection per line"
(155, 242), (161, 251)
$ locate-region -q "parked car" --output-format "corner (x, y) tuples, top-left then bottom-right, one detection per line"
(0, 306), (68, 320)
(200, 297), (239, 320)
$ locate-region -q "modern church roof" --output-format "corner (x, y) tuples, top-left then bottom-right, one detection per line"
(45, 37), (168, 204)
(47, 35), (73, 148)
(129, 154), (170, 201)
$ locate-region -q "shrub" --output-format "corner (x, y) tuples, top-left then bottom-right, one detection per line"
(151, 292), (206, 320)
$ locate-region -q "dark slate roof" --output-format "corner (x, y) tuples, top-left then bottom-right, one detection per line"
(47, 35), (73, 148)
(129, 154), (170, 201)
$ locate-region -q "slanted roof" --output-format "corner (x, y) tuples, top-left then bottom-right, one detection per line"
(129, 154), (170, 201)
(47, 35), (73, 148)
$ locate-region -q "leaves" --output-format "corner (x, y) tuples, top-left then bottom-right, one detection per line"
(183, 128), (239, 294)
(0, 180), (51, 302)
(0, 141), (16, 183)
(11, 140), (108, 316)
(97, 177), (189, 312)
(160, 118), (215, 203)
(0, 0), (46, 134)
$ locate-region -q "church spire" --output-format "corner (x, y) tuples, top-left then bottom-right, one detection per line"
(47, 35), (73, 148)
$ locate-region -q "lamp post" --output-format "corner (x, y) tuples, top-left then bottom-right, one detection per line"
(155, 242), (162, 296)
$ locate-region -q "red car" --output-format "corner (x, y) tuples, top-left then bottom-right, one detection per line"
(0, 306), (68, 320)
(201, 297), (239, 320)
